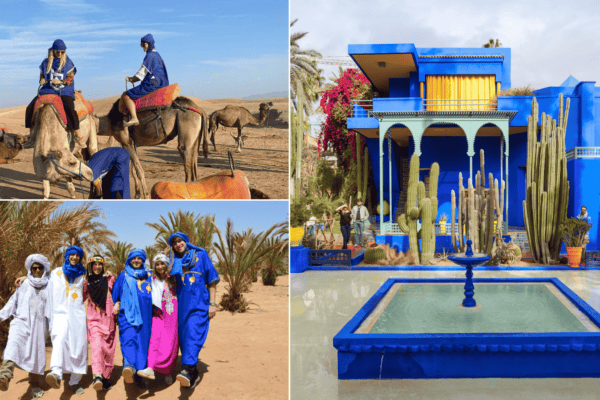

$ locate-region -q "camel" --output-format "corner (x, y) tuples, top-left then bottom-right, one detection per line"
(208, 102), (273, 153)
(31, 104), (94, 199)
(0, 129), (25, 163)
(97, 96), (208, 199)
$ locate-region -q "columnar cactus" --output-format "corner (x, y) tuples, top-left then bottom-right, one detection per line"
(451, 150), (505, 255)
(364, 248), (386, 264)
(397, 154), (439, 264)
(523, 95), (570, 264)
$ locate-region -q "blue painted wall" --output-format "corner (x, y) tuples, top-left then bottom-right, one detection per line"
(366, 137), (400, 222)
(389, 78), (410, 98)
(568, 159), (600, 250)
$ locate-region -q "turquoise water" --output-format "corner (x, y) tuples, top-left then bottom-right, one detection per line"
(369, 284), (589, 334)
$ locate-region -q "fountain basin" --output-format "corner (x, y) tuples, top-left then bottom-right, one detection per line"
(333, 278), (600, 379)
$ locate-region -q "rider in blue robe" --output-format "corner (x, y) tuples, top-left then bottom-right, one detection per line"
(25, 39), (83, 145)
(120, 34), (170, 127)
(112, 250), (153, 388)
(168, 232), (220, 388)
(87, 147), (131, 199)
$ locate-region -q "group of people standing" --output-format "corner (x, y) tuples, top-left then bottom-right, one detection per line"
(0, 232), (219, 397)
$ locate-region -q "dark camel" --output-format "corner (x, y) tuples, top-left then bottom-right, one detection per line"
(0, 129), (25, 163)
(209, 102), (273, 153)
(97, 96), (208, 199)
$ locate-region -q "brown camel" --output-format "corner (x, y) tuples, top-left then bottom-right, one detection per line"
(209, 102), (273, 153)
(0, 129), (25, 163)
(98, 96), (208, 199)
(31, 104), (94, 199)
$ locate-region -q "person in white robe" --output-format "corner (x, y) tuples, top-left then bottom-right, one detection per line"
(0, 254), (51, 398)
(44, 246), (88, 395)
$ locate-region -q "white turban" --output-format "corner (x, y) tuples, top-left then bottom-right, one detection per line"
(25, 254), (51, 288)
(153, 253), (170, 264)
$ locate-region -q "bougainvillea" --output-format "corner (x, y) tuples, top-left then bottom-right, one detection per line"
(319, 68), (373, 171)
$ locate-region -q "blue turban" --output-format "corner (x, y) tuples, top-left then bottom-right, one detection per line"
(50, 39), (67, 51)
(62, 246), (85, 280)
(122, 249), (149, 327)
(141, 34), (155, 53)
(168, 232), (205, 276)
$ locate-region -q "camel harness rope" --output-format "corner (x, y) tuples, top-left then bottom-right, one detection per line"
(48, 155), (90, 198)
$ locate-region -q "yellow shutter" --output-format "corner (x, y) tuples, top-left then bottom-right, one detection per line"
(425, 75), (496, 111)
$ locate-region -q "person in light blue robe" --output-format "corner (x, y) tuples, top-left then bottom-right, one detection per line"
(168, 232), (219, 389)
(112, 249), (153, 389)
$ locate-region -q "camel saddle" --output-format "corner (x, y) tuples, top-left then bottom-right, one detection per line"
(151, 170), (251, 200)
(32, 92), (94, 128)
(119, 83), (181, 114)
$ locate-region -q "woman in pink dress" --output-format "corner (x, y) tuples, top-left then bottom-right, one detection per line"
(83, 255), (117, 391)
(137, 254), (178, 385)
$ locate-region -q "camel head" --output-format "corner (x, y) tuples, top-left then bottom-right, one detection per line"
(36, 149), (94, 183)
(258, 102), (273, 123)
(0, 130), (25, 151)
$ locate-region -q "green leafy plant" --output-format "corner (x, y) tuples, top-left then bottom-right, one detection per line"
(559, 217), (592, 247)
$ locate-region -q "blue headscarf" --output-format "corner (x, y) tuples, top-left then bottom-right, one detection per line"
(141, 34), (155, 53)
(62, 246), (86, 280)
(168, 232), (205, 276)
(50, 39), (66, 51)
(122, 249), (149, 327)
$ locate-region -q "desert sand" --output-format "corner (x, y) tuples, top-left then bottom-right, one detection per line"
(0, 96), (289, 199)
(0, 274), (289, 400)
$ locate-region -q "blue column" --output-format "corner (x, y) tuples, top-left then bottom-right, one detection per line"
(579, 81), (596, 147)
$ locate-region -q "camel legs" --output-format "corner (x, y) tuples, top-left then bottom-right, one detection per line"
(112, 130), (148, 198)
(66, 178), (76, 199)
(42, 180), (50, 199)
(210, 129), (217, 151)
(177, 127), (199, 182)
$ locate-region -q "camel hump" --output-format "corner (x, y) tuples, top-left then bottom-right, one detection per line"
(119, 83), (181, 114)
(151, 170), (251, 199)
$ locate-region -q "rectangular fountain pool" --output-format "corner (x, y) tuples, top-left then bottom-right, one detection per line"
(334, 278), (600, 379)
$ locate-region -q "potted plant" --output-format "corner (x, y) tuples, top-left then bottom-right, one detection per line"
(559, 218), (592, 267)
(439, 213), (448, 234)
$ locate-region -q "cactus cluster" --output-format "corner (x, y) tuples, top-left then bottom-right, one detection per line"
(396, 154), (439, 264)
(364, 247), (386, 263)
(523, 95), (570, 264)
(450, 149), (505, 255)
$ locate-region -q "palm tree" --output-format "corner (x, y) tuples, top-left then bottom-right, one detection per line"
(260, 233), (289, 285)
(290, 18), (323, 116)
(213, 219), (287, 312)
(144, 245), (160, 270)
(103, 241), (133, 274)
(483, 39), (502, 48)
(0, 201), (108, 347)
(146, 210), (216, 258)
(50, 218), (116, 267)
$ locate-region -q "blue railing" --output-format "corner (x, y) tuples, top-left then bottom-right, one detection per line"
(309, 249), (352, 266)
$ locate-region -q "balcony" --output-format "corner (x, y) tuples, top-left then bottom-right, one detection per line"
(351, 98), (498, 118)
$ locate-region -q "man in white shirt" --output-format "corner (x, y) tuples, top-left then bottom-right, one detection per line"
(351, 199), (369, 249)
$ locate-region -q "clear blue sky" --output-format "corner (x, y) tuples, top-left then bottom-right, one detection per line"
(58, 200), (289, 251)
(0, 0), (288, 107)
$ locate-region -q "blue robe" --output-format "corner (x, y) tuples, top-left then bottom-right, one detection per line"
(126, 51), (169, 99)
(39, 56), (76, 99)
(171, 249), (220, 366)
(88, 147), (131, 199)
(112, 270), (153, 371)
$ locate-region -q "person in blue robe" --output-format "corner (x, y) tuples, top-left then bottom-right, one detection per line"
(25, 40), (85, 146)
(87, 147), (131, 199)
(119, 34), (170, 127)
(168, 232), (219, 389)
(112, 249), (153, 390)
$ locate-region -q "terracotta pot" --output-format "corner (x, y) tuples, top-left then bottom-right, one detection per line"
(566, 247), (583, 268)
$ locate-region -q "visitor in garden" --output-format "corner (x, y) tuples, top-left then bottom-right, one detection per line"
(307, 200), (314, 210)
(83, 255), (117, 391)
(577, 205), (593, 256)
(335, 204), (352, 250)
(45, 246), (88, 395)
(352, 198), (370, 249)
(137, 254), (179, 385)
(112, 250), (153, 390)
(168, 232), (219, 389)
(305, 216), (317, 237)
(0, 255), (51, 398)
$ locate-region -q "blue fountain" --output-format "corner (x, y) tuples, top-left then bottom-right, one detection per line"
(448, 240), (490, 308)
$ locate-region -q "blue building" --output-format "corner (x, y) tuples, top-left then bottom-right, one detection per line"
(347, 44), (600, 252)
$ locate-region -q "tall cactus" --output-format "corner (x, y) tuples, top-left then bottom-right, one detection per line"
(452, 149), (504, 255)
(523, 95), (570, 264)
(397, 154), (439, 264)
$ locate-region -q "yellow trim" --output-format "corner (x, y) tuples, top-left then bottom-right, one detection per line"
(420, 82), (424, 99)
(497, 82), (501, 95)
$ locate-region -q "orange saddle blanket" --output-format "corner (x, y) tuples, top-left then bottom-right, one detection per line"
(151, 170), (251, 200)
(120, 83), (181, 114)
(32, 92), (94, 127)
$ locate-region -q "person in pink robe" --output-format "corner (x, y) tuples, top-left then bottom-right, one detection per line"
(137, 254), (179, 385)
(83, 255), (117, 391)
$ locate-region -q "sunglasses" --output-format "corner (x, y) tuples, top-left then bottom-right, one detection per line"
(54, 50), (65, 54)
(31, 266), (45, 272)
